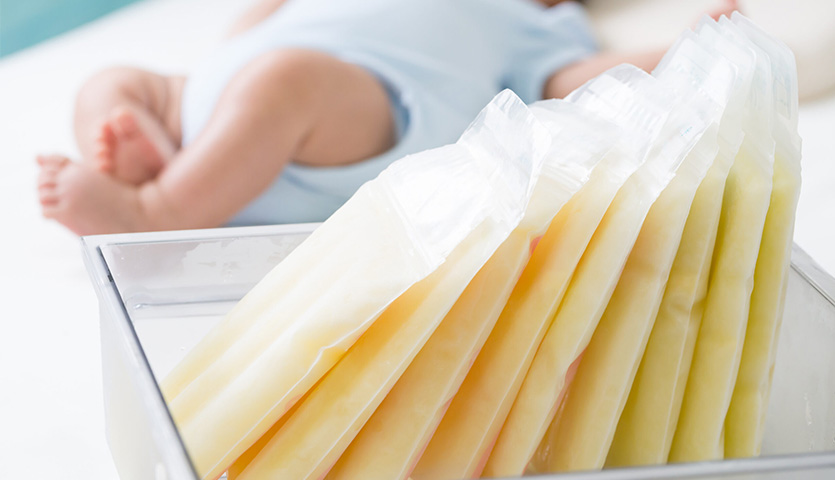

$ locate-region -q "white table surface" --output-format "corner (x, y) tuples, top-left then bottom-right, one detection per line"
(0, 0), (832, 478)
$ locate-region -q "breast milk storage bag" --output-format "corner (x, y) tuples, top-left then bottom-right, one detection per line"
(155, 15), (800, 480)
(669, 18), (777, 464)
(725, 12), (802, 459)
(227, 91), (548, 480)
(414, 68), (673, 480)
(326, 98), (615, 480)
(607, 31), (744, 467)
(519, 67), (717, 476)
(162, 90), (546, 480)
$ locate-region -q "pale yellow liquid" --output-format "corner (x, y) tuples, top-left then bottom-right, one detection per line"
(669, 142), (774, 463)
(161, 189), (419, 400)
(531, 148), (710, 473)
(325, 153), (588, 480)
(507, 166), (667, 474)
(162, 186), (435, 480)
(412, 165), (625, 480)
(606, 149), (734, 467)
(725, 150), (801, 458)
(227, 390), (306, 479)
(232, 221), (502, 480)
(325, 231), (530, 480)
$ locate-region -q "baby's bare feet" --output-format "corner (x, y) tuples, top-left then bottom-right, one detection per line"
(93, 107), (175, 185)
(37, 154), (140, 235)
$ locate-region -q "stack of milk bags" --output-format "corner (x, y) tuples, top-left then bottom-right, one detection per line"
(160, 13), (802, 480)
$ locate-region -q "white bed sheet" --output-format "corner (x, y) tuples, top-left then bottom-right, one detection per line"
(0, 0), (831, 478)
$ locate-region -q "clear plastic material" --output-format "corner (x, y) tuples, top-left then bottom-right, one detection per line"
(612, 33), (755, 464)
(78, 15), (813, 480)
(692, 15), (756, 157)
(653, 32), (734, 122)
(548, 45), (733, 465)
(521, 68), (715, 475)
(229, 220), (507, 480)
(491, 66), (710, 477)
(82, 224), (835, 480)
(540, 124), (719, 473)
(606, 32), (743, 467)
(326, 98), (613, 480)
(670, 18), (777, 463)
(414, 69), (671, 480)
(324, 231), (537, 480)
(160, 90), (545, 479)
(725, 12), (803, 459)
(566, 66), (673, 165)
(217, 90), (547, 480)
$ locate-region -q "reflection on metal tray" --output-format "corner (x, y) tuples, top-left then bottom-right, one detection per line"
(82, 224), (835, 480)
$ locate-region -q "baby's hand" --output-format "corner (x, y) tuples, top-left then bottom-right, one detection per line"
(703, 0), (740, 23)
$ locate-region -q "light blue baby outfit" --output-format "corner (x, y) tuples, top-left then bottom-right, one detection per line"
(180, 0), (597, 226)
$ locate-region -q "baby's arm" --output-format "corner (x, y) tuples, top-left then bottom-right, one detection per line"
(545, 0), (739, 99)
(543, 49), (666, 99)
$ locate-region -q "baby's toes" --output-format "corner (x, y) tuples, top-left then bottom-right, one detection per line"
(95, 124), (117, 172)
(37, 174), (60, 210)
(36, 154), (69, 170)
(95, 122), (116, 151)
(110, 107), (139, 139)
(37, 167), (57, 189)
(38, 189), (60, 209)
(35, 155), (73, 209)
(39, 197), (64, 221)
(36, 154), (54, 168)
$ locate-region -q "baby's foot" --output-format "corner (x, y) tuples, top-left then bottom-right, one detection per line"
(93, 107), (175, 185)
(37, 154), (138, 235)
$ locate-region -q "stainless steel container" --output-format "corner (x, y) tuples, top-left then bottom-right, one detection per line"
(82, 224), (835, 480)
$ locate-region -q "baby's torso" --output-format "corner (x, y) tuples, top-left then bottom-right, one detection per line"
(183, 0), (593, 140)
(182, 0), (597, 225)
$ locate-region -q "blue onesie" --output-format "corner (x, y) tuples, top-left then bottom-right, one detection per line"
(180, 0), (598, 226)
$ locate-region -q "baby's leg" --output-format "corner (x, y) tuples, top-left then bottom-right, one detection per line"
(74, 67), (184, 184)
(39, 49), (395, 234)
(141, 48), (397, 228)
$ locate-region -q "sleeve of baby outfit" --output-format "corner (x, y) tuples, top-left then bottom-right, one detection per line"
(504, 1), (598, 104)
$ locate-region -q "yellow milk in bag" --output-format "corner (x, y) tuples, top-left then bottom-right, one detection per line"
(228, 90), (547, 480)
(725, 13), (802, 459)
(161, 90), (543, 479)
(607, 29), (746, 467)
(327, 95), (611, 480)
(415, 66), (672, 480)
(520, 68), (717, 475)
(670, 19), (776, 463)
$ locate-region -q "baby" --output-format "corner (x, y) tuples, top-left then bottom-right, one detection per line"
(36, 0), (737, 235)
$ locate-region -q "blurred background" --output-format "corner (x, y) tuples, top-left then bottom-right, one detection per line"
(0, 0), (139, 57)
(0, 0), (832, 478)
